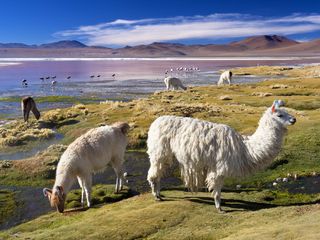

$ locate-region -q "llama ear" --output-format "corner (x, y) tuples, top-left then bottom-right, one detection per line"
(271, 101), (277, 113)
(43, 188), (52, 197)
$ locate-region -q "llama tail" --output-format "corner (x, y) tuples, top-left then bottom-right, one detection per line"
(112, 122), (130, 135)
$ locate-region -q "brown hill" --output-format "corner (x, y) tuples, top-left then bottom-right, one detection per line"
(229, 35), (299, 50)
(0, 35), (319, 57)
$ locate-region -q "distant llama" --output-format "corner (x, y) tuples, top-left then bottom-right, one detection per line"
(218, 70), (233, 85)
(21, 97), (40, 122)
(164, 77), (187, 90)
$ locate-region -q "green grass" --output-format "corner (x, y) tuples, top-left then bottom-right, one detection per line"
(0, 190), (17, 226)
(1, 65), (320, 239)
(1, 190), (320, 239)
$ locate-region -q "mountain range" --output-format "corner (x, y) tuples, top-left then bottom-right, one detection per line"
(0, 35), (319, 57)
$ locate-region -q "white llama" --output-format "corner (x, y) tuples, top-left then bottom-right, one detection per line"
(164, 77), (187, 90)
(147, 100), (296, 212)
(43, 122), (129, 213)
(218, 70), (233, 85)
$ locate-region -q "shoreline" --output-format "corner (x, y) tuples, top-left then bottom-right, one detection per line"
(1, 56), (320, 62)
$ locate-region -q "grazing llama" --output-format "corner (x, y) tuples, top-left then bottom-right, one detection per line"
(21, 97), (40, 122)
(147, 100), (296, 212)
(164, 77), (187, 90)
(43, 122), (129, 213)
(218, 70), (233, 85)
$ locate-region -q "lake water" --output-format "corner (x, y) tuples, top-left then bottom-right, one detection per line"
(1, 57), (320, 118)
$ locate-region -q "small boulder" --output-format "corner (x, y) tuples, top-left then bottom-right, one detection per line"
(219, 95), (232, 100)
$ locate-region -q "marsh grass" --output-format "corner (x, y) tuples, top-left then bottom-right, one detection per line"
(1, 190), (320, 240)
(1, 65), (320, 239)
(0, 190), (16, 226)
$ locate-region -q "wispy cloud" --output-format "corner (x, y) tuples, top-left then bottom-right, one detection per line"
(54, 13), (320, 46)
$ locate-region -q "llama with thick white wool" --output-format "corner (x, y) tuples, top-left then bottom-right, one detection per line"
(147, 100), (296, 212)
(164, 77), (187, 90)
(43, 122), (129, 213)
(218, 70), (233, 85)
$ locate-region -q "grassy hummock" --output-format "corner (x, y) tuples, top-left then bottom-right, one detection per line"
(1, 65), (320, 239)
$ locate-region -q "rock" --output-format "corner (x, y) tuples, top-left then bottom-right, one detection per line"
(251, 92), (273, 97)
(270, 84), (288, 89)
(282, 178), (288, 182)
(312, 171), (317, 176)
(272, 182), (278, 186)
(219, 95), (232, 100)
(0, 160), (13, 168)
(276, 177), (282, 182)
(236, 184), (242, 190)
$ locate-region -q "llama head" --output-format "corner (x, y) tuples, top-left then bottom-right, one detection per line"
(43, 186), (66, 213)
(269, 100), (296, 127)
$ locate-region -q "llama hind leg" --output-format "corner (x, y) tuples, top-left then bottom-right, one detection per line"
(207, 174), (225, 213)
(147, 161), (163, 201)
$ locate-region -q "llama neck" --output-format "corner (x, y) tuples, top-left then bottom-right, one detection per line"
(54, 166), (75, 194)
(244, 113), (287, 170)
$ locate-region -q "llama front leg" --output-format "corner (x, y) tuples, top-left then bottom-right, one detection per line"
(213, 188), (224, 213)
(213, 176), (225, 213)
(112, 160), (124, 193)
(77, 177), (85, 208)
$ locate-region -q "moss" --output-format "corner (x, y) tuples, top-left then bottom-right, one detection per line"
(65, 185), (134, 209)
(0, 120), (55, 148)
(0, 190), (17, 225)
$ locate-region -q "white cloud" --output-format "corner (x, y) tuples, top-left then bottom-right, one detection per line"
(54, 13), (320, 46)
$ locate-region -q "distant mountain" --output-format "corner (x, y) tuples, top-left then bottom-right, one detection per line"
(229, 35), (299, 50)
(268, 39), (320, 54)
(0, 35), (319, 57)
(39, 40), (87, 48)
(0, 40), (87, 49)
(0, 43), (34, 48)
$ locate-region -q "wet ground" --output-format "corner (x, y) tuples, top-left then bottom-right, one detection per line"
(1, 58), (314, 118)
(0, 131), (63, 160)
(0, 151), (182, 230)
(278, 175), (320, 194)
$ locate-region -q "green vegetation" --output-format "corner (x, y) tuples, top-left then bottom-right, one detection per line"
(65, 185), (134, 209)
(1, 190), (320, 239)
(0, 190), (17, 226)
(1, 65), (320, 239)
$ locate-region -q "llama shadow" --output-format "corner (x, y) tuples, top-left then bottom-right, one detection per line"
(56, 119), (80, 128)
(165, 195), (277, 212)
(38, 119), (80, 129)
(161, 188), (320, 212)
(63, 207), (88, 215)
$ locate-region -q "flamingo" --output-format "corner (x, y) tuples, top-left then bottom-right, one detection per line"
(22, 79), (28, 87)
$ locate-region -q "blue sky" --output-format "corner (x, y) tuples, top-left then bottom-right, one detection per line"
(1, 0), (320, 46)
